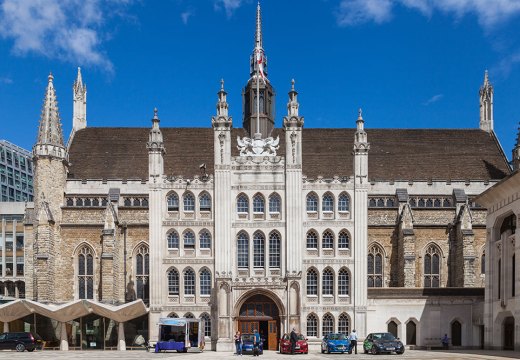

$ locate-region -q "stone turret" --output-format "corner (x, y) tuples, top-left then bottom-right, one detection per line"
(73, 67), (87, 132)
(147, 108), (165, 181)
(479, 70), (493, 132)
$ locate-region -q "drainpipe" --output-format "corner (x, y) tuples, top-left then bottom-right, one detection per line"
(123, 222), (127, 302)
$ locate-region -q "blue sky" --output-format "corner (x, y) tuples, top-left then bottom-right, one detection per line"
(1, 0), (520, 161)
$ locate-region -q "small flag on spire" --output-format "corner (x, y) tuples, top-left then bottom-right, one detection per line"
(256, 49), (266, 83)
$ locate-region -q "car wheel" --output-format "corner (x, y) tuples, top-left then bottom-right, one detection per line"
(371, 346), (378, 355)
(16, 343), (26, 352)
(396, 349), (405, 355)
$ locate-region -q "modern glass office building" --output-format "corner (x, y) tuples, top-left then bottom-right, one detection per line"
(0, 140), (33, 202)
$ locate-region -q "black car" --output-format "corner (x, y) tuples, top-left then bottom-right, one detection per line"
(0, 332), (43, 352)
(363, 332), (405, 355)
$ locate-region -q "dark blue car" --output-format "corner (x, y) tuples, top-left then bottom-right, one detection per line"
(241, 334), (263, 355)
(321, 333), (352, 354)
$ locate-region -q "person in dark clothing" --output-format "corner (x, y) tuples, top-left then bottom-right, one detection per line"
(253, 329), (260, 356)
(290, 328), (298, 355)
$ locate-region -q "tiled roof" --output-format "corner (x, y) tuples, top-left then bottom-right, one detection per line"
(67, 127), (510, 181)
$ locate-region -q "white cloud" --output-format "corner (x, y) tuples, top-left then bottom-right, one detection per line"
(0, 0), (134, 72)
(423, 94), (443, 105)
(493, 51), (520, 78)
(0, 76), (12, 84)
(214, 0), (243, 18)
(181, 10), (193, 25)
(336, 0), (520, 30)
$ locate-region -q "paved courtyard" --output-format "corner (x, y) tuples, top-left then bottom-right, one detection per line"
(1, 349), (519, 360)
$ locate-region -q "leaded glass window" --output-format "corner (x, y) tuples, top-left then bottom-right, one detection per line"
(168, 269), (179, 295)
(199, 193), (211, 212)
(200, 269), (211, 296)
(253, 232), (265, 268)
(269, 232), (281, 268)
(307, 231), (318, 249)
(322, 231), (333, 249)
(237, 194), (249, 213)
(237, 233), (249, 268)
(338, 313), (350, 335)
(322, 268), (334, 295)
(135, 245), (149, 305)
(307, 314), (318, 337)
(183, 193), (195, 212)
(78, 246), (94, 299)
(184, 230), (195, 249)
(424, 245), (440, 287)
(368, 245), (383, 287)
(338, 230), (350, 249)
(200, 313), (211, 337)
(167, 193), (179, 211)
(322, 313), (334, 336)
(167, 231), (179, 249)
(269, 193), (281, 213)
(200, 230), (211, 249)
(322, 193), (334, 212)
(253, 194), (265, 213)
(338, 268), (349, 296)
(306, 193), (318, 212)
(184, 268), (195, 295)
(307, 269), (318, 295)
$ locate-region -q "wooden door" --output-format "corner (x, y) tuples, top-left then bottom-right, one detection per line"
(268, 320), (277, 350)
(239, 321), (259, 335)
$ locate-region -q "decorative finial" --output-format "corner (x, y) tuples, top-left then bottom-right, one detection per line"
(48, 72), (54, 82)
(358, 108), (363, 120)
(484, 69), (489, 84)
(220, 79), (225, 90)
(291, 79), (295, 90)
(153, 107), (159, 120)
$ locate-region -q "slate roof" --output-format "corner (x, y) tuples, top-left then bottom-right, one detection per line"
(67, 127), (510, 181)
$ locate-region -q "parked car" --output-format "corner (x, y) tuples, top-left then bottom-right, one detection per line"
(321, 333), (352, 354)
(241, 333), (264, 355)
(0, 332), (43, 352)
(279, 333), (308, 354)
(363, 332), (405, 355)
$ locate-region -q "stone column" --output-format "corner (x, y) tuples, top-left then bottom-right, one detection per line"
(60, 322), (69, 350)
(118, 322), (126, 351)
(3, 321), (9, 332)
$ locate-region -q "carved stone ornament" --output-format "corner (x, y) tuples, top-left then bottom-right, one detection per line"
(237, 134), (279, 156)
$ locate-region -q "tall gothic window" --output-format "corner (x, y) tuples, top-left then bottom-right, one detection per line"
(368, 245), (383, 287)
(424, 245), (440, 288)
(338, 193), (350, 212)
(481, 251), (485, 274)
(322, 231), (334, 249)
(322, 193), (334, 212)
(269, 232), (281, 268)
(183, 193), (195, 212)
(512, 254), (516, 297)
(168, 268), (179, 295)
(322, 268), (334, 296)
(185, 312), (195, 319)
(338, 230), (350, 249)
(167, 231), (179, 249)
(306, 193), (318, 212)
(307, 314), (318, 337)
(306, 230), (318, 249)
(78, 246), (94, 299)
(237, 194), (249, 214)
(322, 313), (334, 336)
(307, 269), (318, 295)
(135, 245), (149, 305)
(184, 268), (195, 295)
(184, 230), (195, 249)
(200, 313), (211, 337)
(338, 313), (350, 335)
(253, 232), (265, 268)
(200, 269), (211, 296)
(200, 230), (211, 249)
(237, 232), (249, 268)
(338, 268), (350, 296)
(199, 193), (211, 212)
(167, 193), (179, 211)
(253, 194), (265, 213)
(269, 193), (281, 213)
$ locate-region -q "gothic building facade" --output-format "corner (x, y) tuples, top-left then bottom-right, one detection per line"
(5, 3), (514, 351)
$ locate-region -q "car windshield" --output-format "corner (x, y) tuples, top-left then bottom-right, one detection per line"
(242, 334), (255, 342)
(298, 334), (305, 340)
(328, 334), (346, 340)
(373, 333), (396, 341)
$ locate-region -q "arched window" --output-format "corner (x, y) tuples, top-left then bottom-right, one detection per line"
(78, 246), (94, 299)
(388, 321), (398, 338)
(322, 193), (334, 212)
(269, 193), (281, 213)
(338, 268), (349, 296)
(307, 269), (318, 295)
(183, 193), (195, 212)
(424, 245), (440, 288)
(338, 313), (350, 335)
(269, 232), (281, 268)
(167, 231), (179, 249)
(185, 313), (195, 318)
(200, 230), (211, 249)
(237, 232), (249, 268)
(253, 194), (265, 213)
(168, 312), (179, 318)
(16, 281), (25, 299)
(481, 251), (485, 274)
(307, 314), (318, 337)
(338, 230), (350, 249)
(184, 230), (195, 249)
(200, 269), (211, 296)
(306, 193), (318, 212)
(167, 193), (179, 211)
(135, 245), (149, 305)
(184, 268), (195, 295)
(338, 193), (350, 212)
(237, 194), (249, 213)
(368, 245), (383, 287)
(322, 313), (334, 336)
(322, 230), (334, 249)
(200, 313), (211, 337)
(199, 193), (211, 212)
(322, 268), (334, 296)
(307, 230), (318, 249)
(253, 232), (265, 268)
(168, 269), (179, 295)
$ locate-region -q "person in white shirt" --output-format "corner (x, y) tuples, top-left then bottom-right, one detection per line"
(349, 329), (358, 354)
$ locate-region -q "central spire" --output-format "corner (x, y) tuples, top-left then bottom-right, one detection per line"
(255, 1), (262, 51)
(250, 1), (267, 79)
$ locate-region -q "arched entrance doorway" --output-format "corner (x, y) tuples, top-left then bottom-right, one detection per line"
(451, 320), (461, 346)
(503, 317), (514, 350)
(237, 294), (281, 351)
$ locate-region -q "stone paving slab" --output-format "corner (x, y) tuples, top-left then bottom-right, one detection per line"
(1, 349), (519, 360)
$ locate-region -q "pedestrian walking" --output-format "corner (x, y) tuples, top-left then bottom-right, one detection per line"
(253, 328), (260, 356)
(234, 331), (242, 356)
(349, 329), (358, 354)
(290, 327), (298, 354)
(442, 334), (449, 350)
